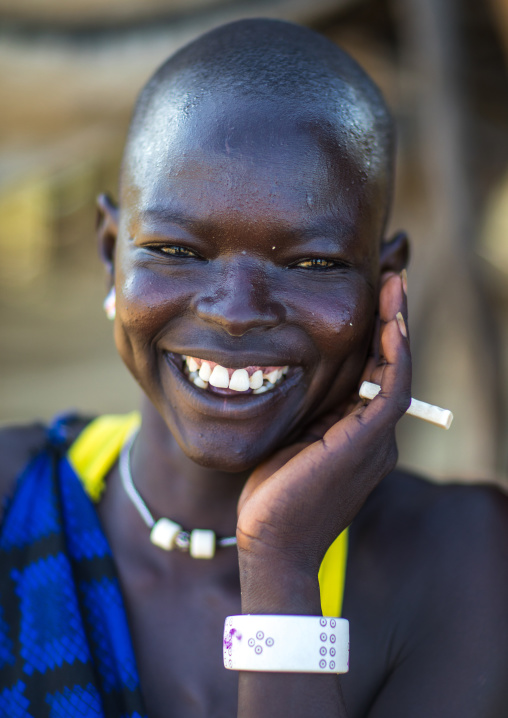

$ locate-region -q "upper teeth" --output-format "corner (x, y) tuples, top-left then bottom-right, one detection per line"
(199, 362), (212, 382)
(229, 369), (250, 391)
(249, 370), (263, 390)
(209, 365), (229, 388)
(183, 357), (289, 393)
(265, 369), (280, 384)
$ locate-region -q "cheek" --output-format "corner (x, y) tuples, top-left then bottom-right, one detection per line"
(116, 252), (191, 332)
(275, 279), (376, 426)
(286, 278), (375, 362)
(112, 258), (192, 381)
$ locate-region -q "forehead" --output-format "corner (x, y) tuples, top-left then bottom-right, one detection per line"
(122, 92), (385, 241)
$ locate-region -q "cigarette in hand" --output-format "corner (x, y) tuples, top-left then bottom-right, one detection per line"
(359, 381), (454, 430)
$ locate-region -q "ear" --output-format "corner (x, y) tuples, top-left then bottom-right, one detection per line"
(379, 231), (409, 276)
(96, 193), (119, 284)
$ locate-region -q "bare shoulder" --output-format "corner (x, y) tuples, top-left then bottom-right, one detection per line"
(360, 468), (508, 553)
(353, 468), (508, 591)
(0, 422), (47, 518)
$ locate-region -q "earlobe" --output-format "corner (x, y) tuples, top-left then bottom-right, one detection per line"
(380, 231), (410, 275)
(96, 193), (119, 282)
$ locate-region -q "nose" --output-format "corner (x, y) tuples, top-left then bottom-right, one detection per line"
(192, 259), (284, 337)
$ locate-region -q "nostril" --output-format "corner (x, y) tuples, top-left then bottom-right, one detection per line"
(193, 293), (283, 335)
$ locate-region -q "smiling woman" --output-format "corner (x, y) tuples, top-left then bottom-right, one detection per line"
(1, 17), (508, 718)
(99, 46), (393, 473)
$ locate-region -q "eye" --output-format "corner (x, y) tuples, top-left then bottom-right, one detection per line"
(158, 245), (198, 258)
(146, 244), (201, 259)
(294, 258), (337, 270)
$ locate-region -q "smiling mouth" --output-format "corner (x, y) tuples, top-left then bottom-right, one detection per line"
(180, 355), (290, 396)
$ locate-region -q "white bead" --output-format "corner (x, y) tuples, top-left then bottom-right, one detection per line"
(150, 518), (182, 550)
(190, 529), (216, 559)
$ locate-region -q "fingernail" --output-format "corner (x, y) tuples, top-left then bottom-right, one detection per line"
(400, 269), (408, 296)
(396, 311), (407, 338)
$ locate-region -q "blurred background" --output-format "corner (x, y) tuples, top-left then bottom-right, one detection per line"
(1, 0), (508, 486)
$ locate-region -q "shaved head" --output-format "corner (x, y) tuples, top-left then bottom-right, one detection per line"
(121, 18), (395, 237)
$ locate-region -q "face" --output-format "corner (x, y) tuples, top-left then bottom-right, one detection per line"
(105, 94), (389, 472)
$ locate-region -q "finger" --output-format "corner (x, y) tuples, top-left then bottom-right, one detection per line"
(380, 271), (408, 337)
(397, 268), (409, 343)
(357, 313), (381, 386)
(362, 274), (411, 424)
(342, 273), (405, 417)
(369, 270), (408, 378)
(378, 271), (404, 323)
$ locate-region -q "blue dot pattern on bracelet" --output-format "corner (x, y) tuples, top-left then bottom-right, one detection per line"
(0, 417), (148, 717)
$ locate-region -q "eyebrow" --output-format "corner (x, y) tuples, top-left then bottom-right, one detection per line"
(291, 216), (357, 243)
(139, 207), (357, 245)
(139, 208), (199, 230)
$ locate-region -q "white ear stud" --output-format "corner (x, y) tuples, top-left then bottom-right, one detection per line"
(103, 287), (116, 320)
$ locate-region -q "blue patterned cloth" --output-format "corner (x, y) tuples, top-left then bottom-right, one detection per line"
(0, 418), (147, 717)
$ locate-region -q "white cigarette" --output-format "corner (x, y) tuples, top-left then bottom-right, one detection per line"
(359, 381), (453, 430)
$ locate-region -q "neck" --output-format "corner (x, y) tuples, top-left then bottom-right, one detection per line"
(130, 398), (247, 537)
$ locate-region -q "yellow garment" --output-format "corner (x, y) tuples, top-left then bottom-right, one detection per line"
(68, 413), (348, 617)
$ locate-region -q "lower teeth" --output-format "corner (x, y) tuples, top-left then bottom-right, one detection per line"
(252, 382), (274, 394)
(193, 376), (208, 389)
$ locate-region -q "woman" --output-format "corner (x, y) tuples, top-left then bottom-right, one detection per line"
(1, 18), (507, 718)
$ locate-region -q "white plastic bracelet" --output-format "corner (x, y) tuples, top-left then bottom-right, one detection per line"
(223, 615), (349, 673)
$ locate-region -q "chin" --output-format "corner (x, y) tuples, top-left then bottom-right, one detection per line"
(171, 420), (291, 474)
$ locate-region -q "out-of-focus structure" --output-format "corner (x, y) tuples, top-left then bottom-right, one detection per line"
(1, 0), (508, 485)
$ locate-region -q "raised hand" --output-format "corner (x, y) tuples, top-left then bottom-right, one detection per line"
(236, 272), (411, 586)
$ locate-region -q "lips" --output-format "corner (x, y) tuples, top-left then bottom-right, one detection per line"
(161, 348), (305, 422)
(183, 355), (289, 395)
